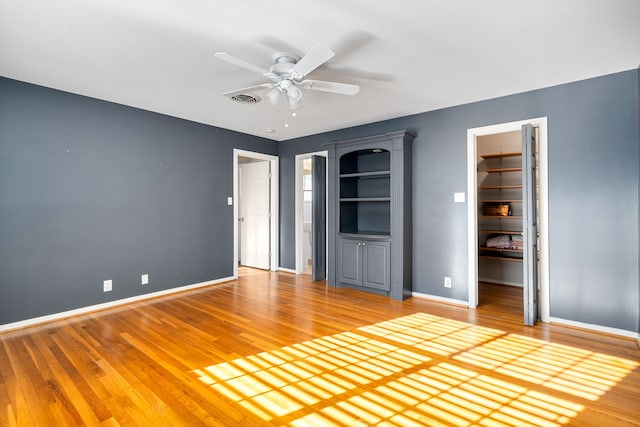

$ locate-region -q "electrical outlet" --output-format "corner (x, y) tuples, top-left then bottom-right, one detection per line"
(444, 276), (452, 288)
(103, 279), (112, 292)
(141, 274), (149, 285)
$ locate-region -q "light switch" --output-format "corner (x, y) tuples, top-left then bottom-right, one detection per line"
(454, 192), (466, 203)
(227, 197), (233, 206)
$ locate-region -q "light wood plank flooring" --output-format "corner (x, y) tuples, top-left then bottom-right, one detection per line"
(1, 269), (639, 426)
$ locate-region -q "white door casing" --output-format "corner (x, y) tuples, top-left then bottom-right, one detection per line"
(295, 151), (328, 275)
(233, 149), (279, 278)
(467, 117), (549, 322)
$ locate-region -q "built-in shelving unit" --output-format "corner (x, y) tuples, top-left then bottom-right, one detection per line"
(327, 131), (414, 300)
(339, 149), (391, 236)
(478, 150), (524, 265)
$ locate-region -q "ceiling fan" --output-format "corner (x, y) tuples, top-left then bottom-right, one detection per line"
(214, 44), (360, 109)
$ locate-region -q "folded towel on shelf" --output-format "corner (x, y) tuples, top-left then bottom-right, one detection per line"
(510, 234), (523, 249)
(485, 234), (512, 249)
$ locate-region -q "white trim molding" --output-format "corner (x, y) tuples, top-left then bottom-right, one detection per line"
(467, 117), (550, 322)
(0, 276), (234, 333)
(278, 267), (297, 274)
(412, 292), (469, 307)
(233, 149), (279, 278)
(478, 278), (523, 288)
(549, 317), (640, 340)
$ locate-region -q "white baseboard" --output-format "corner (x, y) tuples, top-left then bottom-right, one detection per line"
(278, 267), (297, 274)
(478, 277), (523, 287)
(0, 276), (234, 333)
(412, 292), (469, 307)
(549, 316), (639, 340)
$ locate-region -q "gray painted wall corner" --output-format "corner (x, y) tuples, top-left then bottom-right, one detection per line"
(0, 77), (278, 325)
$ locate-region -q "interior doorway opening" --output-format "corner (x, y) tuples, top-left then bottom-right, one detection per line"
(233, 149), (279, 279)
(301, 158), (313, 274)
(295, 151), (328, 280)
(467, 118), (549, 325)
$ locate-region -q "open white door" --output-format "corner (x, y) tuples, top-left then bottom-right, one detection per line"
(239, 161), (270, 270)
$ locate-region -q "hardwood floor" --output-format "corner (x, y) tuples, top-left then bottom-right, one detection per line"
(1, 269), (639, 426)
(478, 282), (523, 319)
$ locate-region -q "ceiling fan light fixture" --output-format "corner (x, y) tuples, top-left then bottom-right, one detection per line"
(286, 85), (302, 109)
(287, 85), (301, 100)
(288, 97), (302, 110)
(265, 87), (282, 106)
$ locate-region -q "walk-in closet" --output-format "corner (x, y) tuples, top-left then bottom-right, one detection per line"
(476, 130), (531, 318)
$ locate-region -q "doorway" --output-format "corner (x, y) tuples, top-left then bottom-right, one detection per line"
(467, 118), (549, 325)
(295, 151), (328, 280)
(233, 149), (279, 278)
(238, 158), (270, 269)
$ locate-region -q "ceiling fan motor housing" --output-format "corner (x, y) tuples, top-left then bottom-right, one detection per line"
(270, 53), (302, 80)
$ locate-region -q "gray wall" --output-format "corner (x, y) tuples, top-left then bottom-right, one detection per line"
(279, 69), (639, 332)
(0, 77), (278, 325)
(2, 70), (638, 333)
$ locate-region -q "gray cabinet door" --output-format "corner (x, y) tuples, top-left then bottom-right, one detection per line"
(337, 238), (362, 286)
(362, 241), (391, 291)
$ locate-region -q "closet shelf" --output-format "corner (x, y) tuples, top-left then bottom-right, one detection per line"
(481, 152), (522, 159)
(482, 167), (523, 173)
(479, 185), (522, 189)
(479, 230), (522, 235)
(478, 146), (526, 282)
(479, 246), (523, 253)
(340, 170), (390, 178)
(479, 255), (523, 262)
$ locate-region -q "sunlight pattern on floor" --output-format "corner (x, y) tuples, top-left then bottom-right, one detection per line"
(193, 312), (638, 426)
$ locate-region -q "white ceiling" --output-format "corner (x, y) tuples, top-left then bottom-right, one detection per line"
(1, 0), (639, 141)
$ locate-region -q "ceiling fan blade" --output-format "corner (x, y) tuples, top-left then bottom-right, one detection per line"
(290, 44), (335, 78)
(301, 79), (360, 95)
(214, 52), (276, 80)
(222, 83), (274, 97)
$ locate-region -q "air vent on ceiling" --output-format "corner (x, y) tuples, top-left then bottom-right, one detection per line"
(230, 94), (260, 104)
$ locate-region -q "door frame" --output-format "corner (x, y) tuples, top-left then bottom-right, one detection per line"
(295, 150), (328, 275)
(466, 117), (550, 322)
(233, 149), (279, 278)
